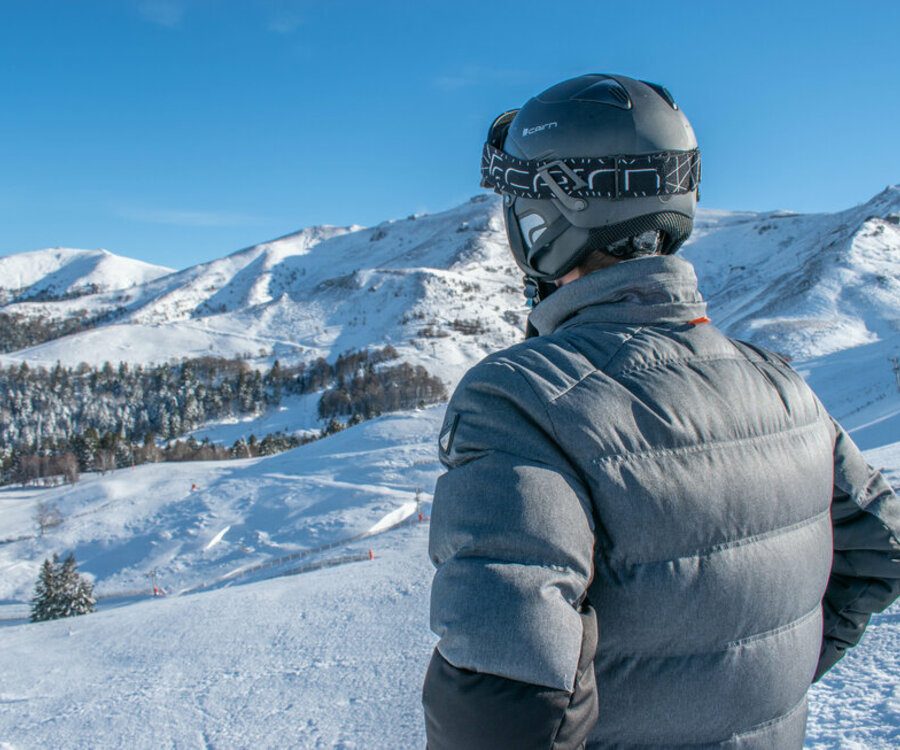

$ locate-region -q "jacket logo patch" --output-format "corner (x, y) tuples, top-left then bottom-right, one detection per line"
(439, 413), (460, 456)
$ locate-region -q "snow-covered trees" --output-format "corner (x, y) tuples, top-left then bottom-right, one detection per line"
(0, 311), (98, 353)
(30, 553), (96, 622)
(317, 362), (447, 420)
(2, 346), (445, 484)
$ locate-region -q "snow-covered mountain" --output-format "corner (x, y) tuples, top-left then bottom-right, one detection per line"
(684, 186), (900, 359)
(0, 247), (173, 304)
(0, 198), (522, 386)
(2, 188), (899, 372)
(2, 186), (898, 443)
(1, 187), (899, 748)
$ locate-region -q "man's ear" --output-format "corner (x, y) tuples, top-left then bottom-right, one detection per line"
(555, 267), (583, 287)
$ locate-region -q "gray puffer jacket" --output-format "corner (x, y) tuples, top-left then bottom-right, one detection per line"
(423, 255), (900, 749)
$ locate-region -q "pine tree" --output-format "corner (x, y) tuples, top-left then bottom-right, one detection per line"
(322, 417), (345, 436)
(30, 552), (95, 622)
(57, 554), (95, 617)
(30, 555), (62, 622)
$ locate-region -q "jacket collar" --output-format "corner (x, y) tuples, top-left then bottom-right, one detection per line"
(528, 255), (708, 336)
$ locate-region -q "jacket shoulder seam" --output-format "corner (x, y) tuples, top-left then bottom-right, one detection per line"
(547, 327), (645, 404)
(731, 337), (794, 369)
(500, 359), (566, 447)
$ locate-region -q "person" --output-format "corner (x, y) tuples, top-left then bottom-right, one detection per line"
(422, 73), (900, 749)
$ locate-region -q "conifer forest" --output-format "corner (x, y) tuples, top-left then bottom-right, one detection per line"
(0, 345), (446, 485)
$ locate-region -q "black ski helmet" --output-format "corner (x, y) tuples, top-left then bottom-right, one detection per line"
(481, 74), (701, 296)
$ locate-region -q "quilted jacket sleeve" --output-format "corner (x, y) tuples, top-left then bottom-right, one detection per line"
(423, 359), (598, 749)
(815, 420), (900, 681)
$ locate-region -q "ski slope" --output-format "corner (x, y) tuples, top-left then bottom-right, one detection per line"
(0, 427), (898, 748)
(0, 408), (444, 605)
(0, 523), (436, 749)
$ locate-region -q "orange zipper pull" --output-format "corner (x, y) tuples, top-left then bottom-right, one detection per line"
(687, 316), (711, 325)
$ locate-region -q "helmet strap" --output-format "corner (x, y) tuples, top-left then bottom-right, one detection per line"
(482, 143), (700, 202)
(523, 275), (557, 306)
(535, 160), (588, 212)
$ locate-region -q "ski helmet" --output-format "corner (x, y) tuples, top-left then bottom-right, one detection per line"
(481, 74), (701, 299)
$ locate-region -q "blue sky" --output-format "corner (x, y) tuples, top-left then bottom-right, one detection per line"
(2, 0), (898, 269)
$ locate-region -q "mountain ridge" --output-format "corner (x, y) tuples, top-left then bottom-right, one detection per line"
(1, 186), (898, 442)
(0, 247), (174, 305)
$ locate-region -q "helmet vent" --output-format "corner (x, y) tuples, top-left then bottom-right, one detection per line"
(572, 80), (632, 109)
(641, 80), (679, 110)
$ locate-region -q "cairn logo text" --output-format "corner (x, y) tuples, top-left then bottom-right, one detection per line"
(522, 122), (558, 137)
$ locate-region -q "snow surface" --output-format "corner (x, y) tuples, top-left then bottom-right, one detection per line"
(0, 408), (443, 604)
(0, 523), (437, 749)
(183, 393), (323, 447)
(1, 188), (900, 747)
(0, 424), (897, 749)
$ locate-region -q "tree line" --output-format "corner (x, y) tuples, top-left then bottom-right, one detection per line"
(1, 344), (447, 485)
(318, 361), (447, 419)
(0, 311), (101, 353)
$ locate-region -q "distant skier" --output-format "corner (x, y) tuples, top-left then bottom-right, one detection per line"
(423, 74), (900, 748)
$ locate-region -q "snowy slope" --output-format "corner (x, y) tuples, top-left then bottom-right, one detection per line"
(0, 422), (898, 748)
(0, 247), (173, 304)
(0, 525), (438, 749)
(0, 407), (444, 604)
(0, 408), (447, 747)
(682, 186), (900, 359)
(0, 198), (523, 388)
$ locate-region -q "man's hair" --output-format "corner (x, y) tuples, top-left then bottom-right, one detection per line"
(577, 250), (626, 275)
(578, 230), (662, 275)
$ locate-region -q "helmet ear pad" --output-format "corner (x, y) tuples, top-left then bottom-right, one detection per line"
(503, 195), (591, 281)
(558, 192), (696, 232)
(504, 193), (696, 280)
